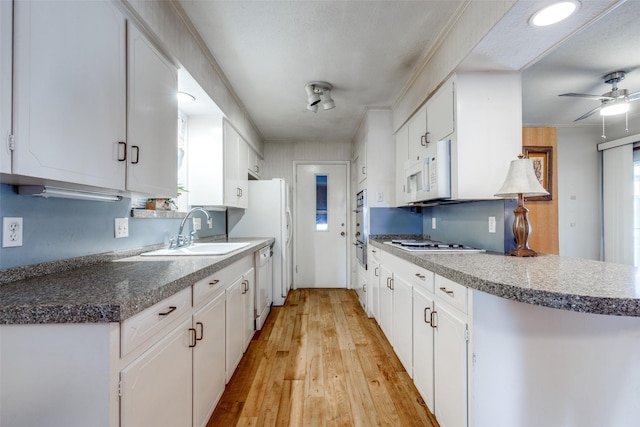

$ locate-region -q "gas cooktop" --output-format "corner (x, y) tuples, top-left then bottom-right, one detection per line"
(384, 239), (485, 253)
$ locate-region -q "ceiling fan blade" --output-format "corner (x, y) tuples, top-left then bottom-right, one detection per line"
(627, 91), (640, 102)
(574, 105), (602, 121)
(559, 93), (614, 100)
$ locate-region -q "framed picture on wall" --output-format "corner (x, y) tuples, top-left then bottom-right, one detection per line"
(523, 146), (552, 201)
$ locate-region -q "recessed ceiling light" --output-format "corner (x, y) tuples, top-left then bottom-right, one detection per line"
(530, 1), (579, 27)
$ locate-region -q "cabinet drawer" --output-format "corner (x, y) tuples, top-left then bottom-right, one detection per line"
(121, 287), (191, 357)
(193, 270), (231, 308)
(410, 265), (434, 294)
(435, 275), (467, 314)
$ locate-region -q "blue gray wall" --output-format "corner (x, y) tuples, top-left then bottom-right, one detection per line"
(369, 207), (422, 235)
(423, 200), (517, 253)
(0, 185), (225, 269)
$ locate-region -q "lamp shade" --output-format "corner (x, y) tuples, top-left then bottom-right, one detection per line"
(494, 157), (549, 198)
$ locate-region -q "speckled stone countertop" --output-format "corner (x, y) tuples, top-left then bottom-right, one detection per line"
(0, 238), (273, 324)
(370, 239), (640, 317)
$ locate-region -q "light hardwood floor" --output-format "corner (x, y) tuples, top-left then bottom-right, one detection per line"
(207, 288), (439, 427)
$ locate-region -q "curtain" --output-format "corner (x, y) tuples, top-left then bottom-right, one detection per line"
(602, 143), (634, 265)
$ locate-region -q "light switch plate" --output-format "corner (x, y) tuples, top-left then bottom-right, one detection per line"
(431, 217), (437, 229)
(488, 216), (496, 233)
(115, 217), (129, 238)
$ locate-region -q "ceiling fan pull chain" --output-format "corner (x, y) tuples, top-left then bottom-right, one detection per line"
(626, 111), (629, 133)
(601, 115), (606, 139)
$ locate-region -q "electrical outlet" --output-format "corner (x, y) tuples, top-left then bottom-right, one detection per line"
(431, 217), (437, 229)
(114, 217), (129, 238)
(488, 216), (496, 233)
(2, 217), (23, 247)
(193, 218), (202, 231)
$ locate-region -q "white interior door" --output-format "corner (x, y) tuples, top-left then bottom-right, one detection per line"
(295, 163), (348, 288)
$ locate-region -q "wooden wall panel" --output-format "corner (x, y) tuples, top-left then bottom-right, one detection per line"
(522, 127), (559, 255)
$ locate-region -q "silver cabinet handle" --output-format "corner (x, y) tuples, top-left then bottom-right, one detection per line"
(374, 267), (379, 277)
(439, 286), (454, 297)
(209, 279), (220, 286)
(389, 278), (394, 290)
(430, 310), (437, 328)
(118, 141), (126, 161)
(415, 273), (426, 280)
(424, 307), (432, 324)
(131, 145), (140, 164)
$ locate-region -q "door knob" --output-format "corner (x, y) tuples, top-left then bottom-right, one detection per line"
(341, 231), (346, 237)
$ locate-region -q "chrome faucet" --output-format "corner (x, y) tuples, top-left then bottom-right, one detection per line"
(171, 207), (213, 249)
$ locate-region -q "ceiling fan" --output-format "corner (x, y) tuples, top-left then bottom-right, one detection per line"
(559, 71), (640, 121)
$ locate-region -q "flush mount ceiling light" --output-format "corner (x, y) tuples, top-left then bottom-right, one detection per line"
(305, 82), (335, 113)
(530, 1), (579, 27)
(177, 91), (196, 103)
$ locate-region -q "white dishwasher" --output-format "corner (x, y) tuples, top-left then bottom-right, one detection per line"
(255, 245), (273, 330)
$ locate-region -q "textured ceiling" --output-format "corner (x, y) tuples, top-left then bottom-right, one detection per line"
(178, 0), (464, 142)
(177, 0), (639, 143)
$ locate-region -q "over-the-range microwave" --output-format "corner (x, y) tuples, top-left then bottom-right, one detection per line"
(404, 139), (451, 203)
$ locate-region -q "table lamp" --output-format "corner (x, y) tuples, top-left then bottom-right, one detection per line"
(495, 155), (550, 257)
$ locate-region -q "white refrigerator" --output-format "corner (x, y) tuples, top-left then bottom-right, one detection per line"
(228, 179), (293, 306)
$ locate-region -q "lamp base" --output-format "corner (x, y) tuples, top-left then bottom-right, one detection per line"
(508, 247), (538, 257)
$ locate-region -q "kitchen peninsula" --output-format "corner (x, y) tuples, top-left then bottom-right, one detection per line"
(369, 237), (640, 427)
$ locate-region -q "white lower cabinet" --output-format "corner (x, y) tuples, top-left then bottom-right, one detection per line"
(433, 299), (469, 427)
(368, 247), (381, 320)
(379, 264), (394, 341)
(378, 248), (470, 427)
(391, 272), (413, 376)
(120, 317), (193, 427)
(242, 267), (256, 351)
(413, 287), (435, 410)
(226, 265), (256, 383)
(193, 292), (226, 427)
(378, 254), (413, 377)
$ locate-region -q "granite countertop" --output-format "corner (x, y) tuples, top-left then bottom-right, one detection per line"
(370, 239), (640, 317)
(0, 238), (274, 325)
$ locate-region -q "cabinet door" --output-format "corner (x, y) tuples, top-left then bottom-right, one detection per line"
(434, 303), (468, 427)
(392, 273), (413, 376)
(223, 119), (240, 207)
(121, 317), (192, 427)
(368, 254), (380, 320)
(0, 0), (12, 174)
(427, 77), (455, 142)
(242, 267), (255, 350)
(413, 289), (435, 411)
(226, 276), (244, 382)
(237, 136), (249, 208)
(13, 1), (126, 189)
(407, 105), (428, 162)
(379, 265), (394, 342)
(395, 125), (409, 206)
(127, 24), (178, 196)
(193, 293), (226, 427)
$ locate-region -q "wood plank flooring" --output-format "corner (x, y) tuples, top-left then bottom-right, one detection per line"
(207, 288), (439, 427)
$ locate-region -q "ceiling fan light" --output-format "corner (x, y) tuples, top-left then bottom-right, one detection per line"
(530, 1), (579, 27)
(600, 101), (629, 116)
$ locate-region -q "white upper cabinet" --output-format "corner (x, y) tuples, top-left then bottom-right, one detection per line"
(407, 104), (428, 163)
(12, 0), (127, 189)
(1, 0), (13, 175)
(223, 119), (249, 208)
(394, 125), (409, 206)
(451, 72), (521, 200)
(126, 24), (178, 197)
(247, 145), (263, 179)
(426, 77), (455, 143)
(11, 1), (178, 197)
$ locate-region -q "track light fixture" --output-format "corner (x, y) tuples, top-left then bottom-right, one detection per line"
(305, 81), (335, 112)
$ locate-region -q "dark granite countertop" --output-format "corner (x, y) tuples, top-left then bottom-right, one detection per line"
(370, 239), (640, 317)
(0, 238), (274, 324)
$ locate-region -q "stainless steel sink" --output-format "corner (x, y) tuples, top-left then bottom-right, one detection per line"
(140, 242), (251, 256)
